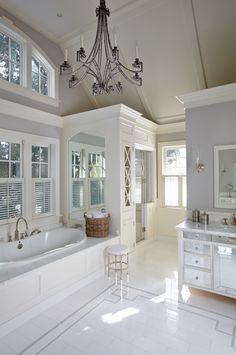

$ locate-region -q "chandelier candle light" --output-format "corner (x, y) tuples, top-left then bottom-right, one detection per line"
(60, 0), (143, 95)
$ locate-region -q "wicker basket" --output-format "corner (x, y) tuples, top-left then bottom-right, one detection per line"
(84, 213), (110, 238)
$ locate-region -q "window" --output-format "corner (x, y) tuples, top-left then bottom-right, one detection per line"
(71, 149), (85, 210)
(88, 152), (105, 206)
(0, 19), (58, 106)
(32, 145), (52, 216)
(32, 56), (48, 96)
(0, 32), (21, 85)
(161, 144), (186, 207)
(0, 140), (23, 220)
(70, 143), (105, 212)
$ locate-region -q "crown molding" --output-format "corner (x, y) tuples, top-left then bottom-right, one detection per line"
(157, 121), (186, 134)
(156, 113), (185, 124)
(0, 98), (63, 127)
(177, 83), (236, 109)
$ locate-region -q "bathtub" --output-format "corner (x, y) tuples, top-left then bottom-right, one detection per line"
(0, 228), (119, 334)
(0, 227), (86, 262)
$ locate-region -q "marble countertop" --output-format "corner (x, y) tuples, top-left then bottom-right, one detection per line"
(176, 220), (236, 238)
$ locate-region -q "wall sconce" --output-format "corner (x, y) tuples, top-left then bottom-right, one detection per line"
(196, 157), (205, 173)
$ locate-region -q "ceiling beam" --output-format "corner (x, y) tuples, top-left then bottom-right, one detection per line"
(180, 0), (207, 90)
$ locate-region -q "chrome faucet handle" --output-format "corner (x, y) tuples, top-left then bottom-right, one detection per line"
(222, 218), (228, 225)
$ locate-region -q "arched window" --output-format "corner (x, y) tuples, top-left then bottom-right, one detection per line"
(0, 17), (58, 106)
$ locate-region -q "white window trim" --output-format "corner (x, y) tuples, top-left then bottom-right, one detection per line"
(158, 141), (186, 210)
(0, 17), (59, 107)
(69, 142), (106, 214)
(0, 128), (60, 225)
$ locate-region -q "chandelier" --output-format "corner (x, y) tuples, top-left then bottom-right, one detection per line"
(60, 0), (143, 95)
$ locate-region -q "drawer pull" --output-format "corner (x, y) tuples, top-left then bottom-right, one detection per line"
(195, 260), (199, 264)
(195, 276), (199, 280)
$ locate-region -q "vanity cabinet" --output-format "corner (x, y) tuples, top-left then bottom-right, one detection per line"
(177, 221), (236, 299)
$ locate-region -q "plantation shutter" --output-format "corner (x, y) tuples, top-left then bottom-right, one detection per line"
(33, 178), (52, 215)
(72, 180), (84, 209)
(0, 179), (23, 220)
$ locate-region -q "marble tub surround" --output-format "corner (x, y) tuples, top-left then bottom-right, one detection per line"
(0, 240), (236, 355)
(0, 235), (119, 329)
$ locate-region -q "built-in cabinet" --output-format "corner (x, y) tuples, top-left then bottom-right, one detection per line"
(62, 105), (157, 251)
(177, 221), (236, 299)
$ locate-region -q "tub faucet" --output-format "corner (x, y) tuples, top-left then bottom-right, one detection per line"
(30, 228), (41, 236)
(15, 217), (28, 240)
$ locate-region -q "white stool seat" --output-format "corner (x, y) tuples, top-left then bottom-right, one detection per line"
(106, 243), (129, 283)
(107, 244), (129, 256)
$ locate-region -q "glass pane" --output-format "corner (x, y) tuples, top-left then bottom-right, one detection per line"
(11, 39), (20, 63)
(40, 64), (48, 77)
(0, 141), (9, 160)
(73, 151), (80, 165)
(163, 146), (186, 175)
(0, 32), (9, 59)
(32, 163), (39, 178)
(165, 176), (178, 206)
(182, 176), (187, 207)
(40, 147), (48, 162)
(40, 74), (48, 96)
(10, 63), (20, 85)
(32, 146), (40, 162)
(32, 57), (39, 73)
(11, 143), (20, 161)
(41, 164), (48, 178)
(0, 58), (9, 81)
(72, 165), (80, 178)
(11, 162), (20, 178)
(0, 162), (9, 177)
(90, 180), (104, 206)
(32, 71), (39, 92)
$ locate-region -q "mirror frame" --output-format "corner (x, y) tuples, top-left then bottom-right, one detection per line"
(214, 144), (236, 209)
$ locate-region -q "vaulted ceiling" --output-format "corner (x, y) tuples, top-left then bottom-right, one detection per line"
(0, 0), (236, 123)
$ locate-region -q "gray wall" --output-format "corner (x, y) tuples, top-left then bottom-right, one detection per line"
(0, 114), (61, 138)
(186, 100), (236, 212)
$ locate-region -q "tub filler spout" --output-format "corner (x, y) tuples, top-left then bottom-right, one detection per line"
(15, 217), (29, 240)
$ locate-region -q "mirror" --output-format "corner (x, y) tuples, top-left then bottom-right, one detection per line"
(69, 131), (106, 219)
(214, 145), (236, 208)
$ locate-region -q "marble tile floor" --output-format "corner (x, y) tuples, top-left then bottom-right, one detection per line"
(0, 239), (236, 355)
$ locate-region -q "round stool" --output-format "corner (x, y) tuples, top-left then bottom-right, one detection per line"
(107, 244), (129, 284)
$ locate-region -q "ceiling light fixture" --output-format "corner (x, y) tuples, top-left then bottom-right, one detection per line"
(60, 0), (143, 95)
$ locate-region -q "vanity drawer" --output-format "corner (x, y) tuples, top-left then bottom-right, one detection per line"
(212, 235), (236, 245)
(184, 241), (211, 255)
(184, 268), (211, 289)
(184, 253), (211, 269)
(183, 232), (211, 242)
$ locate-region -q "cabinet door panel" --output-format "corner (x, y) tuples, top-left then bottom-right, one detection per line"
(214, 245), (236, 292)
